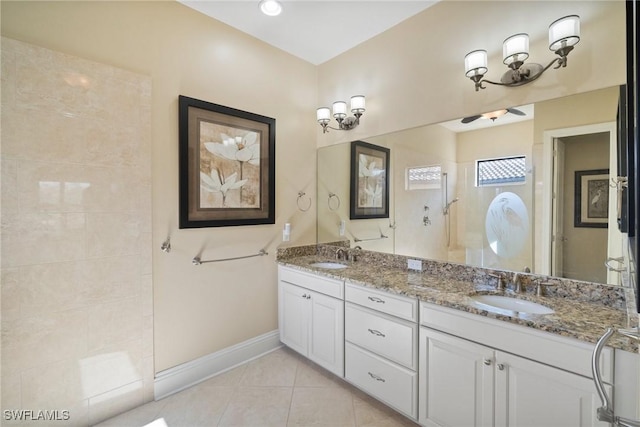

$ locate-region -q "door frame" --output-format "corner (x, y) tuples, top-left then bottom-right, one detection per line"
(541, 122), (617, 276)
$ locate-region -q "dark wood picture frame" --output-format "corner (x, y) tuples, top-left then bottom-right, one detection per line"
(574, 169), (609, 228)
(350, 140), (390, 219)
(178, 95), (275, 228)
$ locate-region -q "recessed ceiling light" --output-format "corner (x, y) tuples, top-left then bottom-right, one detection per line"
(259, 0), (282, 17)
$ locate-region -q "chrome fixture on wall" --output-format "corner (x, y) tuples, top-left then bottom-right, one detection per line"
(317, 95), (365, 133)
(464, 15), (580, 91)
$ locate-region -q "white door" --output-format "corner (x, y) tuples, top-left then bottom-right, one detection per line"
(419, 328), (494, 427)
(551, 138), (566, 277)
(308, 290), (344, 377)
(278, 281), (309, 356)
(495, 351), (611, 427)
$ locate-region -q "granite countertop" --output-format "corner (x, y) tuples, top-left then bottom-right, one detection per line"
(278, 254), (639, 353)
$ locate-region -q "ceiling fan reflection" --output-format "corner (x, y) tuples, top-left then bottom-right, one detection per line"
(461, 107), (526, 124)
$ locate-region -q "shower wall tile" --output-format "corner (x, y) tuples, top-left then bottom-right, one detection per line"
(1, 268), (21, 321)
(1, 371), (21, 413)
(82, 338), (144, 398)
(2, 309), (89, 373)
(86, 212), (145, 258)
(87, 297), (143, 353)
(1, 212), (87, 268)
(1, 159), (19, 212)
(88, 380), (145, 426)
(1, 37), (152, 425)
(20, 359), (90, 427)
(142, 355), (155, 403)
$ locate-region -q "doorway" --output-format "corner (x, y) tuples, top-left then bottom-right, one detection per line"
(541, 122), (622, 285)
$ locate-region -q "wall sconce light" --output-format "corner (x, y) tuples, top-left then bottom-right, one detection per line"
(464, 15), (580, 91)
(317, 95), (365, 133)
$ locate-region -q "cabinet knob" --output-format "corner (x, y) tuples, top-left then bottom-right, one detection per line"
(302, 294), (307, 299)
(483, 359), (492, 366)
(497, 363), (505, 371)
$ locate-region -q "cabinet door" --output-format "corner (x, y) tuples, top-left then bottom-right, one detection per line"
(495, 351), (612, 427)
(419, 328), (494, 427)
(309, 290), (344, 377)
(278, 281), (309, 356)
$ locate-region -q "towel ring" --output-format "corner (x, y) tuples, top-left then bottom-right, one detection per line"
(297, 191), (312, 212)
(328, 192), (341, 211)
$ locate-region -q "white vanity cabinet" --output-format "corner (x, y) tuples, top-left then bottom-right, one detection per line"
(344, 283), (419, 420)
(278, 265), (344, 377)
(419, 327), (611, 427)
(419, 302), (613, 427)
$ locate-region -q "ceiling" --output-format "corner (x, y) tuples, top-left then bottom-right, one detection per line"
(178, 1), (438, 65)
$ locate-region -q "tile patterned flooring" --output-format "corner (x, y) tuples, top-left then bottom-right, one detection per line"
(96, 347), (419, 427)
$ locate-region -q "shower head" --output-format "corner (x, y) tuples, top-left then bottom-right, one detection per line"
(443, 197), (460, 215)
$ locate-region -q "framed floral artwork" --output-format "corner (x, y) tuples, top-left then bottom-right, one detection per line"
(178, 95), (275, 228)
(574, 169), (609, 228)
(350, 140), (390, 219)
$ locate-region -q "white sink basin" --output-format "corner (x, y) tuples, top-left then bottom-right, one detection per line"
(309, 262), (347, 270)
(471, 295), (554, 315)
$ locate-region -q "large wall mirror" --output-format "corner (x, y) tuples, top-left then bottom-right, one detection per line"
(318, 86), (626, 286)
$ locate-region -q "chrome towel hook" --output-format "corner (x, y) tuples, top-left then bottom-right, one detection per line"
(297, 191), (311, 212)
(328, 192), (341, 211)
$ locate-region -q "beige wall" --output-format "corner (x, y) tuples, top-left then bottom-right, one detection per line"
(1, 0), (318, 378)
(317, 1), (625, 148)
(560, 133), (610, 283)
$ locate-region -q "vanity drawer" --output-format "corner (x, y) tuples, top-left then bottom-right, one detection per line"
(345, 342), (417, 419)
(278, 265), (343, 299)
(345, 303), (417, 370)
(345, 283), (417, 321)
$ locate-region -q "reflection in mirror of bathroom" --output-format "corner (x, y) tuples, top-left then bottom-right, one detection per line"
(316, 86), (622, 286)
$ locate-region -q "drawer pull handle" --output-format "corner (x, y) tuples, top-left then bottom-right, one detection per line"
(367, 296), (386, 304)
(368, 372), (386, 382)
(368, 328), (386, 337)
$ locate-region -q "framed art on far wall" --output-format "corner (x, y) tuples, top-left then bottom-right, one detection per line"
(178, 95), (275, 228)
(350, 140), (390, 219)
(574, 169), (609, 228)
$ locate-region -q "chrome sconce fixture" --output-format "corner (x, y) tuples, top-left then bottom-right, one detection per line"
(464, 15), (580, 91)
(317, 95), (365, 133)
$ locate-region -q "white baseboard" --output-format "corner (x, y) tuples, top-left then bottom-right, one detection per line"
(154, 329), (281, 400)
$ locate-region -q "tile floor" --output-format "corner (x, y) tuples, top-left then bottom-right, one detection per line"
(96, 346), (419, 427)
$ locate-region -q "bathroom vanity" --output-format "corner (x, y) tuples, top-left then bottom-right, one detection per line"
(277, 248), (639, 426)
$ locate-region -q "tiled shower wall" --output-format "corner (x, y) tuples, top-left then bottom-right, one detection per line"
(1, 38), (153, 426)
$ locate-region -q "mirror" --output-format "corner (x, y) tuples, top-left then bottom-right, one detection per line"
(318, 86), (623, 285)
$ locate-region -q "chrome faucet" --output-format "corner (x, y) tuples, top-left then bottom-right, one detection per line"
(512, 273), (524, 293)
(488, 273), (506, 291)
(335, 248), (346, 261)
(347, 246), (362, 262)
